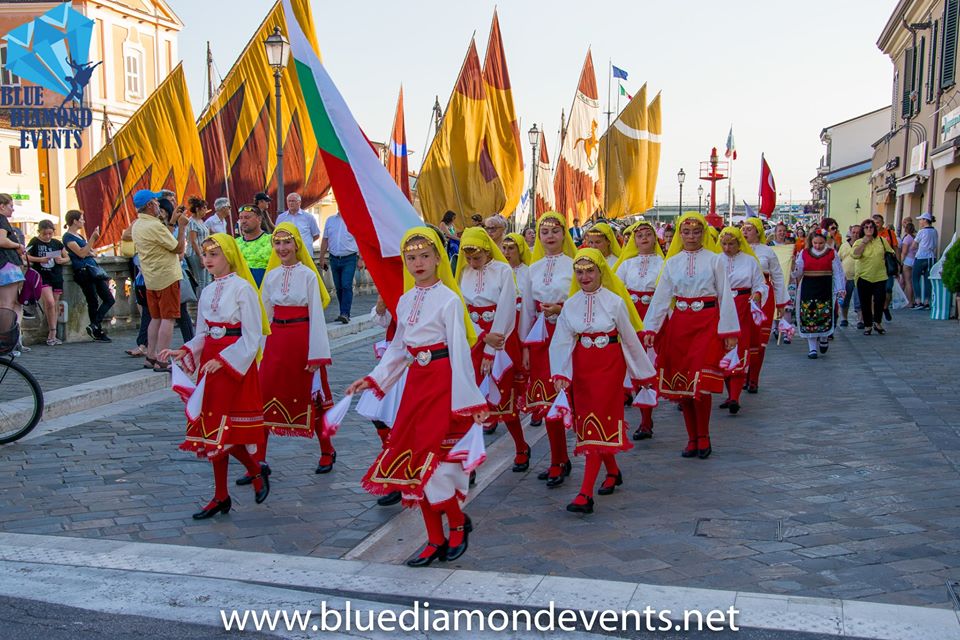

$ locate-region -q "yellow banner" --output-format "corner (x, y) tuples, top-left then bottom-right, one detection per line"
(645, 92), (662, 211)
(599, 83), (649, 218)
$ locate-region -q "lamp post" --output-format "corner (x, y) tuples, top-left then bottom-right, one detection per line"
(677, 168), (686, 217)
(528, 123), (539, 223)
(264, 26), (291, 211)
(697, 184), (704, 214)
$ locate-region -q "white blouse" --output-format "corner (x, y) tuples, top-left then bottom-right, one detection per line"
(260, 263), (331, 365)
(513, 263), (530, 303)
(184, 273), (262, 376)
(549, 288), (656, 385)
(751, 243), (789, 306)
(723, 252), (769, 305)
(616, 254), (664, 293)
(520, 254), (574, 340)
(643, 249), (740, 337)
(459, 260), (517, 358)
(367, 282), (485, 415)
(606, 254), (619, 268)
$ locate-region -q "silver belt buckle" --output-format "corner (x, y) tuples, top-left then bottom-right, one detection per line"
(579, 336), (594, 348)
(469, 311), (480, 323)
(481, 310), (495, 322)
(630, 293), (639, 303)
(516, 302), (522, 311)
(595, 335), (610, 348)
(675, 300), (689, 311)
(691, 300), (705, 312)
(209, 326), (226, 339)
(640, 294), (652, 304)
(415, 350), (432, 366)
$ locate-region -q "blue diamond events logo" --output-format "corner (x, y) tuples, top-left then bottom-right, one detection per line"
(1, 2), (99, 149)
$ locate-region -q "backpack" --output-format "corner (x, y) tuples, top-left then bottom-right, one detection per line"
(17, 268), (42, 305)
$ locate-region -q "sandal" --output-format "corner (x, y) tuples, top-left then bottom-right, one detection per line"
(873, 323), (886, 335)
(143, 357), (158, 369)
(863, 328), (872, 336)
(153, 361), (171, 373)
(125, 346), (146, 357)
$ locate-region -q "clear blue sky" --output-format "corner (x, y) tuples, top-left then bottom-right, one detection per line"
(169, 0), (897, 208)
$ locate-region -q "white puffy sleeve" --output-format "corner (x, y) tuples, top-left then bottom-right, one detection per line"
(614, 297), (656, 385)
(306, 270), (332, 365)
(641, 263), (674, 335)
(713, 256), (740, 338)
(484, 265), (518, 358)
(548, 304), (576, 384)
(519, 266), (537, 343)
(365, 321), (408, 396)
(216, 282), (263, 378)
(370, 305), (392, 328)
(442, 296), (487, 415)
(792, 251), (805, 282)
(182, 305), (207, 374)
(767, 249), (789, 307)
(749, 259), (769, 306)
(832, 253), (846, 297)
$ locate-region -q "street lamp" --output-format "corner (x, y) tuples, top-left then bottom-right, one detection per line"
(697, 184), (704, 214)
(855, 198), (861, 217)
(528, 123), (539, 222)
(264, 26), (291, 211)
(677, 168), (686, 216)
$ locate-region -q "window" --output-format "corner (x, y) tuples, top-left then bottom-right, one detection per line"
(928, 21), (939, 103)
(942, 0), (959, 90)
(902, 47), (915, 118)
(0, 44), (20, 85)
(123, 46), (143, 100)
(8, 147), (20, 175)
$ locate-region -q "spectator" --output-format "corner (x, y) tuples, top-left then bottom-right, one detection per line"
(660, 224), (675, 252)
(440, 211), (460, 263)
(837, 225), (863, 328)
(26, 220), (69, 345)
(0, 193), (25, 315)
(523, 227), (536, 249)
(276, 193), (319, 256)
(131, 189), (187, 371)
(205, 198), (231, 236)
(254, 191), (275, 232)
(185, 196), (210, 293)
(319, 209), (358, 324)
(912, 212), (939, 308)
(899, 220), (917, 306)
(872, 213), (898, 321)
(569, 217), (584, 244)
(470, 213), (484, 228)
(483, 214), (507, 246)
(236, 205), (272, 287)
(853, 218), (896, 335)
(63, 209), (114, 342)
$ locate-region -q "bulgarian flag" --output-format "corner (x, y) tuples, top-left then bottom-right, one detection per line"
(281, 0), (421, 312)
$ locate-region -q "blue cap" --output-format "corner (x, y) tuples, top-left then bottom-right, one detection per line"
(133, 189), (164, 209)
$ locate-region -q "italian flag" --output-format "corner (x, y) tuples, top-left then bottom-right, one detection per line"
(281, 0), (421, 312)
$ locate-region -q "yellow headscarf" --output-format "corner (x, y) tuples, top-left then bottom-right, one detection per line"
(744, 217), (768, 245)
(613, 220), (664, 272)
(265, 221), (331, 308)
(401, 226), (477, 348)
(718, 226), (760, 264)
(584, 222), (622, 259)
(206, 233), (271, 342)
(454, 227), (510, 282)
(532, 211), (577, 261)
(665, 211), (720, 260)
(504, 232), (531, 266)
(568, 247), (644, 332)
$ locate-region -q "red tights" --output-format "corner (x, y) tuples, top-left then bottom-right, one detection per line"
(679, 395), (713, 451)
(211, 445), (263, 501)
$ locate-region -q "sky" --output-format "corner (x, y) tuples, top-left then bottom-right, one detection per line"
(168, 0), (898, 209)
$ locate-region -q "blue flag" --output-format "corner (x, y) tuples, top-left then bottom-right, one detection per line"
(612, 65), (628, 80)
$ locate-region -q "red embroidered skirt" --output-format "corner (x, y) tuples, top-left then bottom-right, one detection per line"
(180, 322), (266, 458)
(749, 275), (775, 358)
(656, 297), (725, 398)
(571, 332), (633, 456)
(725, 291), (753, 377)
(260, 305), (332, 437)
(468, 303), (517, 420)
(362, 343), (473, 505)
(525, 314), (561, 420)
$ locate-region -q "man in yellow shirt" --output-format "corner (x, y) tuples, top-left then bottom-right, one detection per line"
(131, 189), (187, 371)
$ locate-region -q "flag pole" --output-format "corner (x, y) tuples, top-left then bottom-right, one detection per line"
(727, 125), (734, 226)
(605, 58), (612, 216)
(758, 153), (764, 215)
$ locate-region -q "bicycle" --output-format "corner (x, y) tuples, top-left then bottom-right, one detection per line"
(0, 309), (44, 444)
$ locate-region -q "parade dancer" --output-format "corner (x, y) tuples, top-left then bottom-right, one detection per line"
(614, 220), (664, 439)
(161, 234), (270, 518)
(346, 227), (488, 567)
(521, 212), (577, 487)
(742, 218), (788, 393)
(717, 227), (767, 414)
(551, 248), (655, 514)
(582, 222), (622, 268)
(793, 228), (845, 358)
(456, 228), (530, 471)
(251, 222), (335, 484)
(642, 213), (739, 459)
(502, 232), (532, 421)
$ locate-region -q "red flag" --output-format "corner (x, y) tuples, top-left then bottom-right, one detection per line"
(387, 86), (411, 202)
(758, 155), (776, 217)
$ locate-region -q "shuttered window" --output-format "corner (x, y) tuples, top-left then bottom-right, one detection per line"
(942, 0), (959, 90)
(928, 21), (939, 102)
(903, 46), (916, 118)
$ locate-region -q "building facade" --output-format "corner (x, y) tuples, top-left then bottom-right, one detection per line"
(872, 0), (960, 249)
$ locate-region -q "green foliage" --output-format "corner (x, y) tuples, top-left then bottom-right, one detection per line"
(942, 241), (960, 293)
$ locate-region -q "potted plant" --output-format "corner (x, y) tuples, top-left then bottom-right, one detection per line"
(941, 240), (960, 320)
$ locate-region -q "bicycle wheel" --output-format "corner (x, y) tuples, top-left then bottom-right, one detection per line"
(0, 358), (44, 444)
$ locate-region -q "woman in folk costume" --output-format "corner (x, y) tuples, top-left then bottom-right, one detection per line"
(551, 249), (656, 514)
(582, 222), (622, 268)
(346, 227), (488, 567)
(254, 222), (336, 482)
(455, 227), (530, 471)
(502, 231), (533, 413)
(642, 212), (739, 459)
(520, 212), (577, 487)
(613, 220), (664, 440)
(793, 228), (846, 359)
(771, 222), (797, 343)
(717, 227), (768, 415)
(741, 218), (788, 393)
(160, 234), (271, 519)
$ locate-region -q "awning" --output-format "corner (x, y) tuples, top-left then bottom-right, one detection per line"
(9, 209), (57, 224)
(932, 146), (959, 170)
(896, 175), (918, 197)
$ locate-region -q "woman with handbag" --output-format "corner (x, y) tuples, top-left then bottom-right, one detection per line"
(853, 218), (897, 335)
(63, 210), (114, 342)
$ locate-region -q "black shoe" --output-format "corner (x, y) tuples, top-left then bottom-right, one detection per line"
(874, 323), (886, 335)
(728, 400), (741, 415)
(819, 341), (829, 354)
(856, 321), (865, 330)
(446, 515), (472, 561)
(633, 426), (653, 440)
(406, 541), (448, 567)
(840, 319), (848, 327)
(883, 308), (892, 321)
(469, 470), (476, 486)
(719, 398), (732, 409)
(254, 463), (270, 504)
(315, 451), (336, 474)
(808, 351), (818, 359)
(85, 324), (95, 339)
(545, 460), (571, 488)
(681, 443), (698, 458)
(482, 423), (497, 435)
(698, 444), (713, 459)
(566, 494), (594, 514)
(747, 383), (758, 394)
(93, 329), (112, 343)
(237, 462), (271, 486)
(192, 496), (231, 520)
(512, 447), (531, 472)
(529, 418), (543, 427)
(377, 491), (402, 507)
(597, 472), (623, 496)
